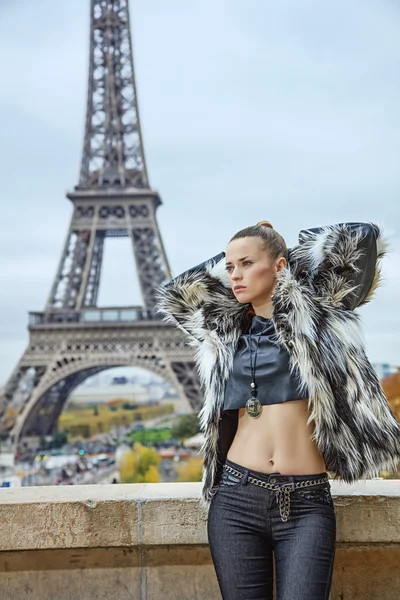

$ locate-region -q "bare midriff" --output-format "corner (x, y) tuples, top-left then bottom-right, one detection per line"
(226, 398), (327, 474)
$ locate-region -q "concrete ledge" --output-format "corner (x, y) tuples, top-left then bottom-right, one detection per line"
(0, 480), (399, 550)
(0, 481), (399, 599)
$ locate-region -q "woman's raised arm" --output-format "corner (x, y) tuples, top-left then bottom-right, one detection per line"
(292, 222), (389, 310)
(155, 251), (228, 343)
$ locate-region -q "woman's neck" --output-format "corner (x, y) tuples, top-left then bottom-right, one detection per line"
(251, 300), (274, 320)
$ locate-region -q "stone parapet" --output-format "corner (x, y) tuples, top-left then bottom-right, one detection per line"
(0, 480), (398, 599)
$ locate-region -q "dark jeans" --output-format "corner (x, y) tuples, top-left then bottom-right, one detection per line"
(207, 457), (336, 600)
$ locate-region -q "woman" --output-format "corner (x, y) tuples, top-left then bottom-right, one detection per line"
(155, 220), (400, 600)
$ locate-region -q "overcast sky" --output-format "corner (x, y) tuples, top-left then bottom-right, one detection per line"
(0, 0), (399, 387)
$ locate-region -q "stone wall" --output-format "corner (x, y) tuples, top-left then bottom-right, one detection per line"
(0, 480), (398, 599)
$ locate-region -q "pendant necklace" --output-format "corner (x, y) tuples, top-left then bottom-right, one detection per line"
(245, 321), (268, 419)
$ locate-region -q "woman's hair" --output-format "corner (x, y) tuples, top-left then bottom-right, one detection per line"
(228, 220), (288, 261)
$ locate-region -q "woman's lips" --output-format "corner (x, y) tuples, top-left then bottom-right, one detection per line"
(234, 287), (246, 292)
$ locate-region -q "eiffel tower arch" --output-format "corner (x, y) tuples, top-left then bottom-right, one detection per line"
(0, 0), (204, 449)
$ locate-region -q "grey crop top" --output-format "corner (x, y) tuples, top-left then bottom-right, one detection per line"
(223, 315), (309, 411)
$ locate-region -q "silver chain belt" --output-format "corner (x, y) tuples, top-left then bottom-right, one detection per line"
(222, 463), (329, 522)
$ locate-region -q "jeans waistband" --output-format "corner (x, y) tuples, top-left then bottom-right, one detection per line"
(224, 457), (328, 484)
(223, 458), (330, 522)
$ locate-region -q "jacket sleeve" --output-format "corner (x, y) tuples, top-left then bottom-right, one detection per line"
(154, 251), (229, 343)
(296, 222), (388, 310)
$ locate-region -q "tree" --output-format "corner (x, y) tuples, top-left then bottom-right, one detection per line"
(122, 402), (137, 410)
(52, 431), (68, 449)
(145, 464), (161, 483)
(176, 457), (203, 482)
(118, 442), (161, 483)
(170, 413), (200, 443)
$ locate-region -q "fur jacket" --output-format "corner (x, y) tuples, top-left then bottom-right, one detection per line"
(155, 222), (400, 511)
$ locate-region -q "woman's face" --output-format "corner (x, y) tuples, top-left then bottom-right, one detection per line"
(225, 236), (286, 304)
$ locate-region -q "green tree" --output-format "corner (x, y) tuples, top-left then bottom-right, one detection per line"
(52, 431), (68, 448)
(39, 436), (47, 451)
(122, 402), (137, 410)
(170, 413), (200, 443)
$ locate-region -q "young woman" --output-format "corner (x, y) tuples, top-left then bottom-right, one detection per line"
(156, 220), (400, 600)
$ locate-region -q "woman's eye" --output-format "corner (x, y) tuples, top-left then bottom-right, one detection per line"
(225, 262), (252, 272)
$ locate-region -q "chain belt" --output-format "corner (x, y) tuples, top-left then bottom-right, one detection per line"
(222, 463), (329, 522)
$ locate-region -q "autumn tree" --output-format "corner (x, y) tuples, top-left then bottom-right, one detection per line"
(118, 442), (161, 483)
(175, 456), (203, 482)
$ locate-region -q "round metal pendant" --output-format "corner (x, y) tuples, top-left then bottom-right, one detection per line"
(245, 397), (262, 418)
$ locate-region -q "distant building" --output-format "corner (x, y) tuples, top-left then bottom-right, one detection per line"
(111, 376), (129, 385)
(372, 363), (399, 380)
(69, 383), (149, 404)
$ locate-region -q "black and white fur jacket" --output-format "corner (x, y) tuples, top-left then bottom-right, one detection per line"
(155, 222), (400, 511)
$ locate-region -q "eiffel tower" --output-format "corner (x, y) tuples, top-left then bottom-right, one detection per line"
(0, 0), (203, 450)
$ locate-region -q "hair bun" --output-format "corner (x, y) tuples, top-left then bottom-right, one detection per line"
(256, 220), (274, 230)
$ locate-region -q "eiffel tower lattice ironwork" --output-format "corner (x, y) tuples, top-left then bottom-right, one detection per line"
(0, 0), (204, 448)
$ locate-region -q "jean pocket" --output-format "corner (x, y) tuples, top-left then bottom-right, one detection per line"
(219, 470), (243, 488)
(294, 483), (334, 507)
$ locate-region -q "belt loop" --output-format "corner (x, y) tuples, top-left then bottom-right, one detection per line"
(241, 469), (249, 485)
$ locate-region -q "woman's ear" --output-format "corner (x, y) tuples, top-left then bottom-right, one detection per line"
(276, 256), (287, 272)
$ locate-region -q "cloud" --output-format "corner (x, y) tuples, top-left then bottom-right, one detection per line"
(0, 0), (399, 386)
